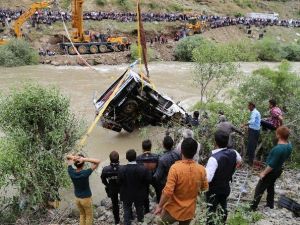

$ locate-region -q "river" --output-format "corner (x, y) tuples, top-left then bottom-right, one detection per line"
(1, 61), (299, 207)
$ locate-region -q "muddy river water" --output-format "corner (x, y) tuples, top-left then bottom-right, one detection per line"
(0, 61), (299, 207)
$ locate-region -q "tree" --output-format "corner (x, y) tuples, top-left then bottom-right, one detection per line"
(0, 84), (83, 217)
(192, 41), (238, 104)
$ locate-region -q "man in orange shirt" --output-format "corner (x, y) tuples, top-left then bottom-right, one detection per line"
(154, 138), (208, 225)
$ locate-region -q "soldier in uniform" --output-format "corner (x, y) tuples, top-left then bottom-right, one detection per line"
(101, 151), (121, 225)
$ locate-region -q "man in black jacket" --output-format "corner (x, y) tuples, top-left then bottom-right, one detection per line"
(153, 136), (181, 197)
(136, 139), (160, 213)
(119, 149), (152, 225)
(101, 151), (121, 225)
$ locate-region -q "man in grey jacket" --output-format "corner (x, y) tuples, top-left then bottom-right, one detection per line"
(175, 128), (201, 163)
(216, 115), (243, 148)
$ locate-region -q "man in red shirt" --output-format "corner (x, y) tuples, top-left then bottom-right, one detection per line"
(154, 138), (208, 225)
(261, 99), (283, 130)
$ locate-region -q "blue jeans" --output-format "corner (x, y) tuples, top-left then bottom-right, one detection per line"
(247, 128), (260, 165)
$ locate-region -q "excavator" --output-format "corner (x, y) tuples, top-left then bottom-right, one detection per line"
(60, 0), (130, 54)
(185, 17), (207, 36)
(0, 1), (53, 45)
(0, 0), (130, 54)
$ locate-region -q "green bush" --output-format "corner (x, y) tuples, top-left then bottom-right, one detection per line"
(228, 40), (258, 62)
(174, 36), (206, 61)
(0, 39), (39, 67)
(233, 0), (254, 8)
(149, 2), (160, 10)
(117, 0), (133, 11)
(96, 0), (106, 6)
(255, 37), (286, 61)
(168, 3), (184, 12)
(282, 43), (300, 61)
(0, 84), (83, 216)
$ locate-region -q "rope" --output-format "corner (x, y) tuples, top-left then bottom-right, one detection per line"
(77, 70), (129, 149)
(136, 0), (142, 75)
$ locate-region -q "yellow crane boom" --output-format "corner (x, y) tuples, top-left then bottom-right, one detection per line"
(12, 1), (53, 38)
(71, 0), (90, 43)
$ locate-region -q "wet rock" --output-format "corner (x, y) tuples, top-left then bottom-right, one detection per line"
(255, 220), (273, 225)
(51, 61), (60, 66)
(296, 173), (300, 181)
(100, 197), (112, 209)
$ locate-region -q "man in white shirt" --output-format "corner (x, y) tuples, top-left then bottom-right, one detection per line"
(205, 130), (242, 225)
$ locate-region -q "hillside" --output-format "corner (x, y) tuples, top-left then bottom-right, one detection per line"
(1, 0), (300, 18)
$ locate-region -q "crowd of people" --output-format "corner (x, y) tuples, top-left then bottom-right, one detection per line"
(1, 8), (300, 28)
(66, 98), (292, 225)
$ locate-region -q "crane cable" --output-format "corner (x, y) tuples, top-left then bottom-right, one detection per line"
(56, 1), (130, 150)
(55, 0), (154, 149)
(57, 3), (98, 72)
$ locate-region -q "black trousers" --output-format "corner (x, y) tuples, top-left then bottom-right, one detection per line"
(123, 200), (144, 225)
(144, 185), (150, 214)
(261, 120), (276, 131)
(143, 181), (162, 214)
(206, 192), (229, 225)
(247, 128), (260, 165)
(110, 192), (120, 224)
(251, 169), (282, 210)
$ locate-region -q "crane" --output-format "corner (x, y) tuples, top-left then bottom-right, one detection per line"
(13, 1), (53, 38)
(60, 0), (130, 55)
(0, 1), (53, 45)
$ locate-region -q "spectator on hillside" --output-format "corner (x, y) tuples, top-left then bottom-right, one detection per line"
(101, 151), (121, 225)
(136, 139), (160, 212)
(205, 130), (242, 225)
(153, 136), (180, 196)
(67, 154), (100, 225)
(250, 126), (292, 210)
(155, 138), (208, 225)
(119, 149), (152, 225)
(261, 99), (283, 131)
(244, 102), (261, 166)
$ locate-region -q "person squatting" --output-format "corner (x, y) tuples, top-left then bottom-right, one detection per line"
(67, 103), (292, 225)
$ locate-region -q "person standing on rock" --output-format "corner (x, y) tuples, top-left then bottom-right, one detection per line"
(243, 102), (261, 166)
(154, 138), (208, 225)
(119, 149), (152, 225)
(67, 154), (101, 225)
(136, 139), (160, 212)
(101, 151), (121, 225)
(250, 126), (292, 211)
(205, 130), (242, 225)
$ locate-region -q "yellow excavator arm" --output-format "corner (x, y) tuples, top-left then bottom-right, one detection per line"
(12, 1), (53, 38)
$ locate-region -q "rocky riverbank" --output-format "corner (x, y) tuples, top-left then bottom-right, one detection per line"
(39, 51), (131, 66)
(20, 168), (299, 225)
